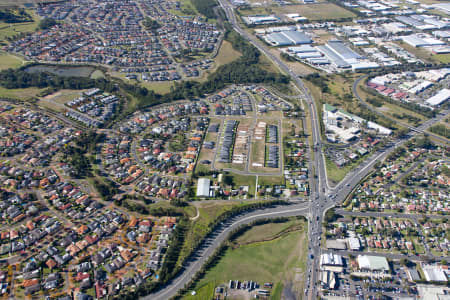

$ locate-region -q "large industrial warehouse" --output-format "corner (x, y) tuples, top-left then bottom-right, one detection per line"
(264, 30), (312, 46)
(316, 40), (380, 71)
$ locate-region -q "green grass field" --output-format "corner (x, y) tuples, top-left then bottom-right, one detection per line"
(325, 156), (353, 185)
(0, 9), (39, 42)
(395, 41), (440, 64)
(0, 86), (43, 100)
(0, 52), (24, 69)
(177, 201), (261, 267)
(90, 69), (105, 79)
(183, 218), (307, 300)
(138, 80), (176, 95)
(215, 40), (242, 66)
(196, 40), (242, 83)
(235, 219), (302, 244)
(275, 3), (356, 20)
(434, 54), (450, 64)
(229, 173), (256, 195)
(258, 175), (284, 186)
(169, 0), (199, 17)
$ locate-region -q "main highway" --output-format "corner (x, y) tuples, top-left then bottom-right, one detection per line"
(142, 203), (310, 300)
(142, 2), (450, 299)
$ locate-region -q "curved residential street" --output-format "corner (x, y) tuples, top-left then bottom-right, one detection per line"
(139, 1), (450, 299)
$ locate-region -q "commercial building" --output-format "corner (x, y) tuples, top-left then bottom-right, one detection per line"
(426, 88), (450, 106)
(264, 30), (312, 46)
(244, 15), (280, 25)
(347, 237), (361, 251)
(326, 240), (347, 250)
(326, 40), (361, 61)
(320, 271), (337, 289)
(196, 178), (211, 197)
(402, 34), (446, 48)
(316, 40), (379, 71)
(357, 255), (390, 273)
(421, 264), (448, 282)
(320, 253), (344, 272)
(406, 268), (421, 282)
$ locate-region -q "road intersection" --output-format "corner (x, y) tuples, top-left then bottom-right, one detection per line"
(33, 16), (450, 300)
(143, 2), (450, 298)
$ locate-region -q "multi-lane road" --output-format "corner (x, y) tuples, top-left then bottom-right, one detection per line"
(142, 203), (310, 300)
(140, 2), (450, 299)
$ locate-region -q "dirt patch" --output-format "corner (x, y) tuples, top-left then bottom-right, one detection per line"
(282, 282), (298, 300)
(43, 91), (62, 100)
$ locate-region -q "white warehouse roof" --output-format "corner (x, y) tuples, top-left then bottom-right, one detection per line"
(357, 255), (390, 272)
(426, 88), (450, 106)
(422, 265), (448, 282)
(196, 178), (211, 197)
(320, 253), (343, 266)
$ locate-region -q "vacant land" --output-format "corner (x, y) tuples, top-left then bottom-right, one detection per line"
(269, 48), (316, 76)
(395, 41), (440, 64)
(258, 175), (284, 186)
(43, 89), (85, 104)
(90, 69), (105, 79)
(275, 3), (356, 20)
(169, 0), (199, 16)
(177, 200), (263, 267)
(0, 86), (43, 100)
(325, 156), (353, 185)
(249, 119), (281, 173)
(196, 123), (222, 174)
(184, 218), (307, 300)
(0, 9), (38, 41)
(229, 173), (257, 196)
(140, 80), (176, 94)
(196, 40), (242, 82)
(214, 41), (242, 69)
(355, 79), (427, 127)
(0, 52), (24, 69)
(434, 54), (450, 64)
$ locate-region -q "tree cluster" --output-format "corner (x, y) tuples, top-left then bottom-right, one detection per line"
(191, 0), (217, 19)
(0, 9), (32, 23)
(38, 17), (56, 30)
(429, 124), (450, 139)
(61, 131), (104, 178)
(93, 178), (118, 200)
(305, 73), (330, 93)
(0, 68), (117, 92)
(142, 17), (161, 33)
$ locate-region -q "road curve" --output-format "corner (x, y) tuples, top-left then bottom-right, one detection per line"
(142, 203), (310, 300)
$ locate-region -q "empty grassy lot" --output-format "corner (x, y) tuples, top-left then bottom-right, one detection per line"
(169, 0), (199, 17)
(229, 173), (257, 195)
(176, 200), (263, 267)
(274, 3), (356, 21)
(0, 52), (24, 69)
(325, 156), (353, 185)
(355, 79), (427, 126)
(196, 40), (242, 82)
(0, 9), (39, 42)
(139, 81), (176, 95)
(258, 175), (285, 186)
(434, 54), (450, 64)
(269, 48), (316, 76)
(183, 218), (307, 300)
(0, 86), (43, 100)
(214, 41), (242, 68)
